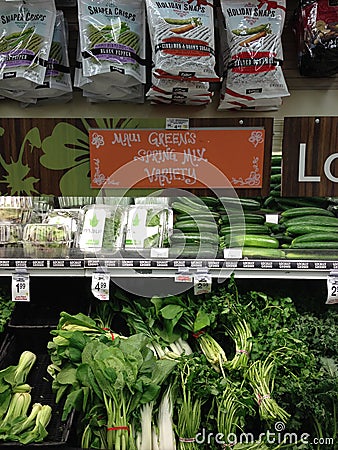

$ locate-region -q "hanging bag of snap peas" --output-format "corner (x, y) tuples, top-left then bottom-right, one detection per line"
(77, 0), (146, 87)
(0, 0), (56, 90)
(219, 0), (289, 109)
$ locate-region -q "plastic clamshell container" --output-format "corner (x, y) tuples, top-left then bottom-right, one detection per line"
(0, 223), (23, 257)
(58, 196), (95, 208)
(78, 204), (127, 253)
(22, 223), (72, 258)
(43, 209), (84, 246)
(0, 197), (33, 224)
(124, 205), (173, 250)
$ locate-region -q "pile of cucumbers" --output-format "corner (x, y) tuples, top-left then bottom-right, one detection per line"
(218, 197), (284, 259)
(170, 196), (221, 258)
(169, 183), (338, 259)
(279, 207), (338, 259)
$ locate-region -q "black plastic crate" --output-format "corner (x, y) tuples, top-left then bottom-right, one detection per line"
(9, 277), (91, 329)
(0, 330), (74, 447)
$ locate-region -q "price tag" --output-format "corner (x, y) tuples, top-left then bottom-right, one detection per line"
(224, 248), (243, 259)
(150, 248), (169, 258)
(175, 269), (193, 283)
(166, 118), (189, 129)
(326, 274), (338, 304)
(194, 273), (212, 295)
(91, 272), (110, 301)
(265, 214), (279, 224)
(12, 272), (30, 302)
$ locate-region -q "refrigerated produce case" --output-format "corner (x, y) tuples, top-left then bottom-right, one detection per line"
(0, 0), (337, 448)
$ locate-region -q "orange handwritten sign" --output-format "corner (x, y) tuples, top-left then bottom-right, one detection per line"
(89, 128), (265, 189)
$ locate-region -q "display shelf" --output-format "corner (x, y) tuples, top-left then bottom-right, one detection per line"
(0, 255), (337, 279)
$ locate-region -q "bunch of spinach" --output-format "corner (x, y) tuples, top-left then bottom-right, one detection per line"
(48, 312), (176, 449)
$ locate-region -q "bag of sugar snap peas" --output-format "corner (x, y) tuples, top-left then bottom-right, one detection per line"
(0, 0), (56, 90)
(77, 0), (146, 85)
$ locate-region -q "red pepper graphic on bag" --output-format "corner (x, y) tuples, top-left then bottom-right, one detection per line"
(257, 0), (286, 12)
(187, 0), (213, 8)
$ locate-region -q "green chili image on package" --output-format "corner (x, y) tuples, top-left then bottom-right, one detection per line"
(0, 0), (56, 89)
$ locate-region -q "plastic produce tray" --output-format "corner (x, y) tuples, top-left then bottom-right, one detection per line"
(0, 330), (74, 447)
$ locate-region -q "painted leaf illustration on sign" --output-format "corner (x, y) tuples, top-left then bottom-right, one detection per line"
(0, 127), (41, 195)
(40, 118), (165, 196)
(90, 214), (99, 227)
(40, 122), (91, 196)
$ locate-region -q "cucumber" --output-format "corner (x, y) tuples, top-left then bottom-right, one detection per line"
(171, 201), (210, 215)
(175, 212), (220, 222)
(170, 232), (219, 245)
(241, 247), (285, 258)
(200, 196), (220, 207)
(271, 155), (282, 165)
(270, 189), (282, 198)
(291, 232), (338, 244)
(220, 213), (265, 225)
(169, 245), (219, 259)
(270, 174), (281, 184)
(263, 196), (279, 209)
(224, 234), (279, 249)
(283, 215), (338, 228)
(291, 241), (338, 249)
(174, 220), (219, 233)
(218, 197), (261, 211)
(173, 198), (211, 211)
(219, 224), (270, 236)
(271, 166), (281, 175)
(281, 207), (334, 219)
(286, 225), (337, 235)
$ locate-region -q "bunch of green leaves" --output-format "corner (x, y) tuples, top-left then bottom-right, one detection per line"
(213, 280), (338, 443)
(48, 311), (177, 449)
(0, 395), (52, 445)
(172, 354), (215, 449)
(0, 351), (36, 421)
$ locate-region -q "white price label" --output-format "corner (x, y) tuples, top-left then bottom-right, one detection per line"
(194, 273), (212, 295)
(150, 248), (169, 258)
(265, 214), (279, 224)
(12, 273), (30, 302)
(91, 273), (110, 301)
(326, 276), (338, 304)
(166, 118), (189, 129)
(223, 248), (243, 259)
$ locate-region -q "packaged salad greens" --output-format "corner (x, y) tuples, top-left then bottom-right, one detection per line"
(78, 205), (127, 254)
(124, 205), (173, 250)
(23, 223), (72, 258)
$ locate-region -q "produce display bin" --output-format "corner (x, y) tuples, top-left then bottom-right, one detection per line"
(0, 330), (74, 447)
